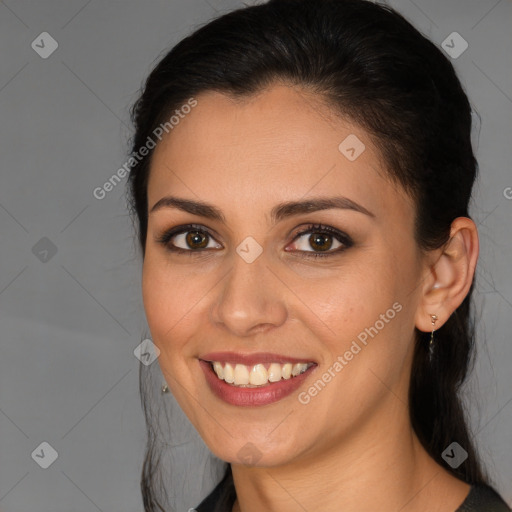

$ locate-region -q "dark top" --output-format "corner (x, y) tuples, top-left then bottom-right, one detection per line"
(195, 466), (511, 512)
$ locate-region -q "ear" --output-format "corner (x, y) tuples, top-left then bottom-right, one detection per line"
(415, 217), (479, 333)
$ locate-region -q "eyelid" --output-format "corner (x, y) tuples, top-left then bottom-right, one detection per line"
(289, 224), (351, 245)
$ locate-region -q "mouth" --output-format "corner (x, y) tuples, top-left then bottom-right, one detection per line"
(198, 352), (318, 406)
(206, 360), (315, 387)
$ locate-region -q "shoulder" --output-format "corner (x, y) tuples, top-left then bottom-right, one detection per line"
(195, 465), (236, 512)
(194, 471), (511, 512)
(456, 484), (511, 512)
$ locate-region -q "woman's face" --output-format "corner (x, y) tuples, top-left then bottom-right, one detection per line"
(142, 84), (427, 467)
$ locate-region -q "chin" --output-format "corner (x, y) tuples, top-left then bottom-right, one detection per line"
(202, 430), (302, 468)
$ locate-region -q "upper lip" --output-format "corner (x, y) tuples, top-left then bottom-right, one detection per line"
(199, 352), (317, 366)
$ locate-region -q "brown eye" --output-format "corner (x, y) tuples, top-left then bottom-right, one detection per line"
(287, 223), (353, 258)
(156, 224), (222, 253)
(185, 231), (209, 249)
(308, 233), (334, 252)
(293, 230), (340, 253)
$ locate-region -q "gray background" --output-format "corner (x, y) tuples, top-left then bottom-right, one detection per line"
(0, 0), (511, 511)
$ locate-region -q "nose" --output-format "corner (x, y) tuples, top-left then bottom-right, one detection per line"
(209, 249), (288, 338)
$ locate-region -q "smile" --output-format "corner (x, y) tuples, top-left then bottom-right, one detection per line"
(210, 361), (314, 387)
(198, 352), (318, 406)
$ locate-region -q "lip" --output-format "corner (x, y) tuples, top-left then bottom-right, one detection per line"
(200, 351), (317, 366)
(199, 359), (317, 407)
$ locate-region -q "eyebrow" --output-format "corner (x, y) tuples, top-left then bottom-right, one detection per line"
(149, 195), (375, 224)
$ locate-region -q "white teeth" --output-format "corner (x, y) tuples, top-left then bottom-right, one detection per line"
(210, 361), (312, 387)
(267, 363), (282, 382)
(224, 363), (235, 383)
(249, 364), (268, 385)
(282, 363), (292, 379)
(234, 364), (249, 385)
(213, 362), (224, 379)
(292, 363), (306, 377)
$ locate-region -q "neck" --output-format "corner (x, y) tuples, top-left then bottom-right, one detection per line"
(230, 401), (469, 512)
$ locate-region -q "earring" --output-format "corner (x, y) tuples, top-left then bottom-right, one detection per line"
(429, 314), (438, 362)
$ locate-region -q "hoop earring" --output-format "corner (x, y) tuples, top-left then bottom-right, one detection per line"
(429, 314), (438, 362)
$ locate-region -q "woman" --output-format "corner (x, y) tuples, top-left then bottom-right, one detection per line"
(126, 0), (510, 510)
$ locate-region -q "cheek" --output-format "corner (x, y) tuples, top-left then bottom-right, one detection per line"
(141, 254), (213, 354)
(306, 253), (410, 370)
(142, 255), (184, 348)
(142, 258), (166, 333)
(295, 257), (397, 328)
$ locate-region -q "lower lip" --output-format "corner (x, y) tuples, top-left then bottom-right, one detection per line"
(199, 360), (317, 407)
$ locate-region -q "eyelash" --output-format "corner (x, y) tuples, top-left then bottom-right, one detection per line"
(155, 223), (353, 259)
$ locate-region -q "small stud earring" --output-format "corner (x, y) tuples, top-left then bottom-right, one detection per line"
(429, 314), (438, 362)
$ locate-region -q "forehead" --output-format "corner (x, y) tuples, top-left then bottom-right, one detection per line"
(147, 84), (413, 222)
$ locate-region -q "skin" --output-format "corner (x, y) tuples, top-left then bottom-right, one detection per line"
(142, 84), (479, 512)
